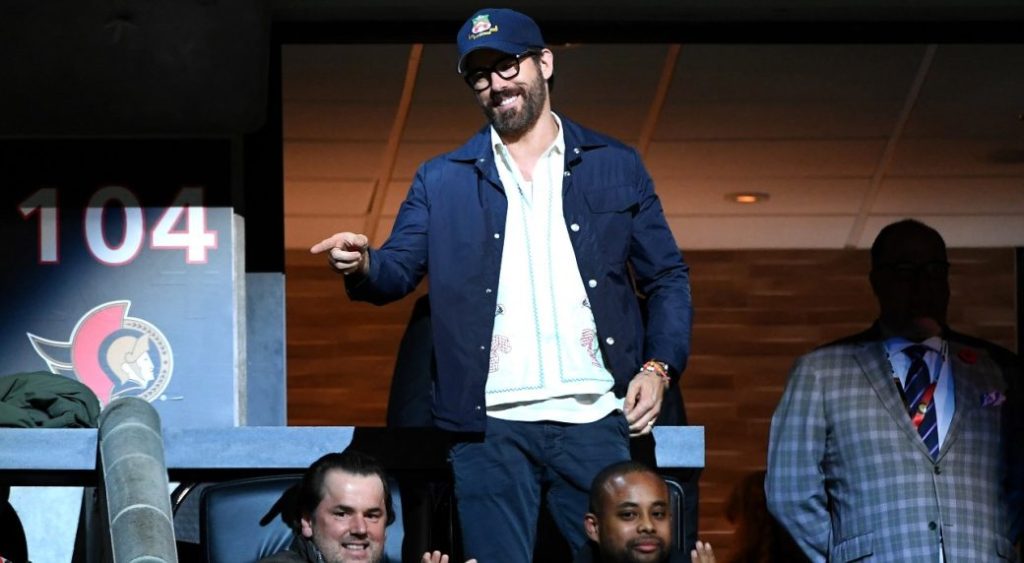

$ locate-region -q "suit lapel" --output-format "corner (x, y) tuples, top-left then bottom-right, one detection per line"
(854, 342), (933, 456)
(939, 341), (984, 458)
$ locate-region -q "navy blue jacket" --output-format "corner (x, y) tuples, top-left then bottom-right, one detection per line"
(347, 116), (692, 432)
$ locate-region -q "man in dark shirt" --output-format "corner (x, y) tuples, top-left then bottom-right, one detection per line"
(259, 451), (394, 563)
(578, 461), (697, 563)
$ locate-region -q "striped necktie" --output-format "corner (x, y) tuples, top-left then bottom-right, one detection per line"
(903, 344), (939, 459)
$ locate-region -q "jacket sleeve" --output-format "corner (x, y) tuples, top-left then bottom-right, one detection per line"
(766, 354), (831, 563)
(627, 149), (692, 378)
(346, 164), (431, 305)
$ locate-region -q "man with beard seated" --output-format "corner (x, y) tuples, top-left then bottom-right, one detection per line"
(579, 461), (709, 563)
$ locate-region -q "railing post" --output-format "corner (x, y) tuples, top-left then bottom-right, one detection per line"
(97, 398), (177, 563)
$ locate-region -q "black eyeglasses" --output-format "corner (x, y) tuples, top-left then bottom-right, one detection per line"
(463, 51), (539, 92)
(876, 260), (950, 279)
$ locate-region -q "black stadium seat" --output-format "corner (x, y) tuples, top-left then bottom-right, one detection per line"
(198, 473), (406, 563)
(0, 486), (29, 563)
(199, 474), (300, 563)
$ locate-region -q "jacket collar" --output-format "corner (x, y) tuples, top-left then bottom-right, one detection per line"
(852, 321), (993, 461)
(942, 338), (990, 451)
(288, 534), (324, 563)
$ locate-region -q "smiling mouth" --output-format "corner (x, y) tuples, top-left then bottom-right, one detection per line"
(491, 92), (521, 109)
(487, 88), (520, 104)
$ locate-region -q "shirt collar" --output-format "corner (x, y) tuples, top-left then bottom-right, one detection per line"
(489, 111), (565, 158)
(883, 335), (944, 359)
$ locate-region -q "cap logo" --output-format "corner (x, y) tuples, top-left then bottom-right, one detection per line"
(468, 14), (499, 40)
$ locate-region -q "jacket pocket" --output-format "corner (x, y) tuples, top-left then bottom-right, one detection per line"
(580, 186), (638, 267)
(831, 532), (873, 562)
(583, 185), (638, 213)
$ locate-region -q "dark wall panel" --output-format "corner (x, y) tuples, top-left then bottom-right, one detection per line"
(0, 1), (268, 135)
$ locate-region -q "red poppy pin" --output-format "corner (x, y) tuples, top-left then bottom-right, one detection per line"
(957, 347), (977, 365)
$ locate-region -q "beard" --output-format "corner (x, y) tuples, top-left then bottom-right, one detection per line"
(479, 67), (547, 141)
(603, 538), (669, 563)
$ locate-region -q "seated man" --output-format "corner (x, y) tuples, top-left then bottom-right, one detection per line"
(579, 461), (707, 563)
(260, 450), (469, 563)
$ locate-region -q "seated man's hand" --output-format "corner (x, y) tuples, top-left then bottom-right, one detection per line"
(690, 540), (715, 563)
(420, 550), (477, 563)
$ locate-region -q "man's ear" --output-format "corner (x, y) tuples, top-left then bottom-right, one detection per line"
(584, 512), (600, 542)
(538, 48), (554, 80)
(300, 513), (314, 539)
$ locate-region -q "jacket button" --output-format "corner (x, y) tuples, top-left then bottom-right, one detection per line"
(475, 405), (482, 411)
(573, 147), (581, 154)
(928, 521), (937, 531)
(485, 288), (492, 294)
(478, 158), (486, 163)
(588, 279), (597, 288)
(480, 345), (486, 350)
(605, 337), (615, 346)
(494, 233), (501, 239)
(570, 223), (580, 232)
(934, 465), (941, 475)
(564, 171), (571, 177)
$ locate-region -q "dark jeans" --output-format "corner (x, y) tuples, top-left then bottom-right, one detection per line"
(449, 413), (631, 563)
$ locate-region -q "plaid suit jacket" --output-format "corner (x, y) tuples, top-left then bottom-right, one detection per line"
(766, 325), (1024, 562)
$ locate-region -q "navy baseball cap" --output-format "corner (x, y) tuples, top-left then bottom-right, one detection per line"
(456, 8), (545, 74)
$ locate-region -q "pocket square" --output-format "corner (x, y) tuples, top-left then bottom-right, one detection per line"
(980, 391), (1006, 407)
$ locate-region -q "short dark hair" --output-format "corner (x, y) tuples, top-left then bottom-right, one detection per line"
(870, 218), (947, 270)
(293, 449), (396, 528)
(587, 460), (662, 515)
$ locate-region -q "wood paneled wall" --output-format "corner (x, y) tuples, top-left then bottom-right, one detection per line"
(285, 247), (1017, 556)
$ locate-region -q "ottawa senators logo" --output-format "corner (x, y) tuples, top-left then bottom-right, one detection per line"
(27, 300), (173, 406)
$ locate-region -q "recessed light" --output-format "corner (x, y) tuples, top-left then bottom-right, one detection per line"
(726, 192), (770, 204)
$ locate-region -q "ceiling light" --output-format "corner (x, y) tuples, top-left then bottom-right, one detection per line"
(727, 192), (770, 204)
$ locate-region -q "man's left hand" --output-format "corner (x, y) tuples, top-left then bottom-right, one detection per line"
(421, 551), (477, 563)
(624, 370), (666, 436)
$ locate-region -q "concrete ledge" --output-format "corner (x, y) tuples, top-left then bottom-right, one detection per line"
(0, 428), (98, 485)
(0, 425), (703, 484)
(653, 425), (705, 468)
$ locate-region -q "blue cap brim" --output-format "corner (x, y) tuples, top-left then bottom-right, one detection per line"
(456, 41), (538, 74)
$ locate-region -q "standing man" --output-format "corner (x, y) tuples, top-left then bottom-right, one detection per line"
(766, 219), (1024, 562)
(311, 8), (692, 560)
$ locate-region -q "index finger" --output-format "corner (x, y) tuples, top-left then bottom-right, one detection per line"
(310, 235), (343, 254)
(310, 233), (366, 254)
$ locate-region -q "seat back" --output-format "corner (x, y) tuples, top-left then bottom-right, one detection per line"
(0, 486), (28, 563)
(661, 474), (686, 552)
(200, 474), (300, 563)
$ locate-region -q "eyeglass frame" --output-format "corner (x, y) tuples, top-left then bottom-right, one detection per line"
(461, 50), (541, 92)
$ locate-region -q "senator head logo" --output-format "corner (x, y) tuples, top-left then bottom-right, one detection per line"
(27, 300), (173, 406)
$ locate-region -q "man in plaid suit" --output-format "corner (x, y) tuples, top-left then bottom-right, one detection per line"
(766, 219), (1023, 562)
